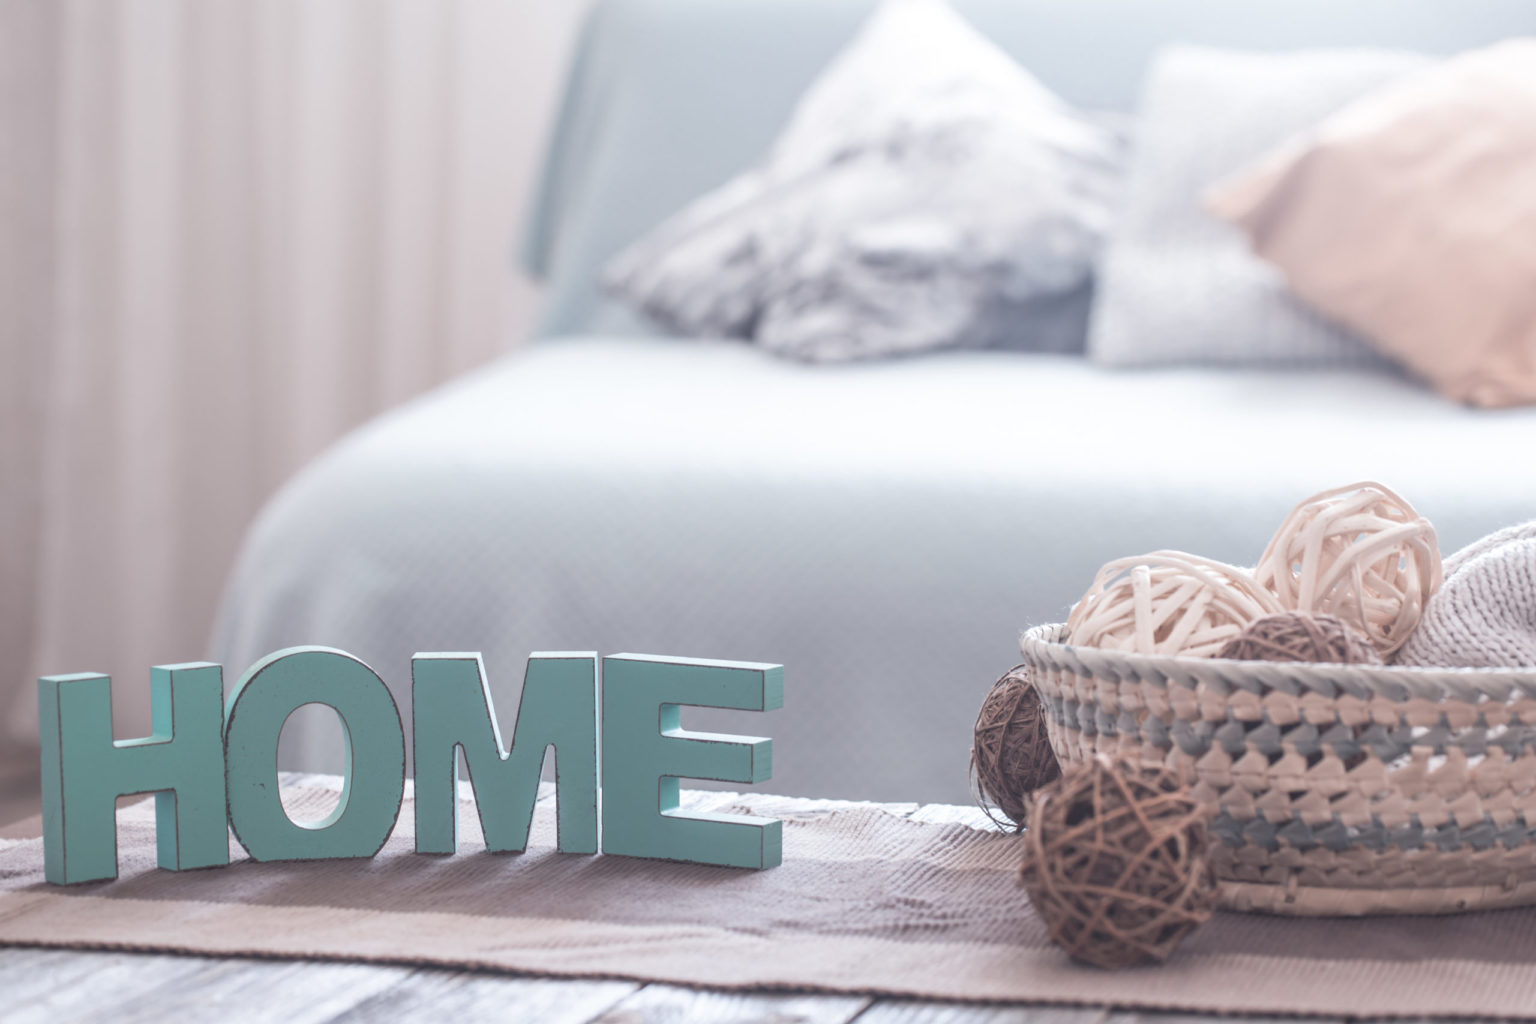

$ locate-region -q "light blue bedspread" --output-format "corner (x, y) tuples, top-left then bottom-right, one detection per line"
(210, 336), (1536, 802)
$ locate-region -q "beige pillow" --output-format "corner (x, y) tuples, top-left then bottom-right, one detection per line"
(1208, 40), (1536, 408)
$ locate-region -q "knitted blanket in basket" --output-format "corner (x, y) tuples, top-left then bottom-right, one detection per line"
(1397, 520), (1536, 668)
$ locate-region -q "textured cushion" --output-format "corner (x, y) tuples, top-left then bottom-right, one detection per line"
(524, 0), (1536, 341)
(1396, 520), (1536, 668)
(1088, 46), (1429, 368)
(1209, 40), (1536, 408)
(602, 0), (1125, 361)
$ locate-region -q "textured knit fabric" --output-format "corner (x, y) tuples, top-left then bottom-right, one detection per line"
(1396, 521), (1536, 668)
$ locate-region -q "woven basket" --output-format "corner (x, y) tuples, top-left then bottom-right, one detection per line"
(1021, 623), (1536, 916)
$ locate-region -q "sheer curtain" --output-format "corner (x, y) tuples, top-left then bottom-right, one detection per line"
(0, 0), (585, 743)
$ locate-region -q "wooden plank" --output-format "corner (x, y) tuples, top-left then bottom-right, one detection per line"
(329, 969), (638, 1023)
(0, 948), (161, 1008)
(97, 955), (415, 1024)
(853, 1000), (1107, 1024)
(588, 983), (870, 1024)
(907, 804), (1010, 831)
(854, 1005), (1350, 1024)
(6, 950), (218, 1024)
(1106, 1015), (1345, 1024)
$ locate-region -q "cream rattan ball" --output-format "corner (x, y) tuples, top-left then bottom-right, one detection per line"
(1067, 551), (1283, 658)
(1254, 482), (1442, 658)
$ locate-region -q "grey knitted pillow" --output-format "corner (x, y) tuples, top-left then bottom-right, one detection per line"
(1396, 521), (1536, 669)
(603, 0), (1125, 363)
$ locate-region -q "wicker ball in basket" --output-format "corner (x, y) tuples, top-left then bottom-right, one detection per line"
(1021, 622), (1536, 916)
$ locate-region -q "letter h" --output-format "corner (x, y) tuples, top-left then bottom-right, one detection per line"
(38, 664), (229, 884)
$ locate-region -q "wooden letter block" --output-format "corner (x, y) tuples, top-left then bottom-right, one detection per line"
(412, 652), (598, 855)
(601, 655), (783, 869)
(224, 647), (404, 861)
(38, 663), (229, 884)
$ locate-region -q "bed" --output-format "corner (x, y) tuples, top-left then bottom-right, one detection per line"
(210, 0), (1536, 803)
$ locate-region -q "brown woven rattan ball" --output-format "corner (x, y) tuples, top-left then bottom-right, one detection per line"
(970, 666), (1061, 830)
(1217, 611), (1383, 665)
(1018, 756), (1217, 969)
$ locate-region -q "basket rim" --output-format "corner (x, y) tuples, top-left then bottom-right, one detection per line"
(1019, 622), (1536, 702)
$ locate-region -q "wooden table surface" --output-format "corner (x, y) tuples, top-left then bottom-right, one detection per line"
(2, 944), (1318, 1024)
(0, 769), (1401, 1023)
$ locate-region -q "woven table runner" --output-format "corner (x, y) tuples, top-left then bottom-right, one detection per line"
(2, 780), (1536, 1019)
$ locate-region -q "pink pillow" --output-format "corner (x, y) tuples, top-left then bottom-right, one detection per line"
(1208, 40), (1536, 408)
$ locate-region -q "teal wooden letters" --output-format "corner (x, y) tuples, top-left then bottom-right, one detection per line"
(38, 663), (228, 885)
(601, 654), (783, 869)
(412, 652), (598, 855)
(224, 647), (405, 861)
(38, 648), (785, 881)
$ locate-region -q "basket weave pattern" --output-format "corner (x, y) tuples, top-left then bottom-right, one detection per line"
(1021, 623), (1536, 915)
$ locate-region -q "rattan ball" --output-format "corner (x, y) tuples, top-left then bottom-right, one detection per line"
(1254, 482), (1441, 658)
(970, 666), (1061, 830)
(1067, 550), (1283, 658)
(1217, 611), (1383, 665)
(1018, 756), (1218, 969)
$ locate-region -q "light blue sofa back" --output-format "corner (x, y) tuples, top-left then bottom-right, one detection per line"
(521, 0), (1536, 340)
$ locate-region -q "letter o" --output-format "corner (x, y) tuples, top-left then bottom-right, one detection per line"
(225, 647), (405, 861)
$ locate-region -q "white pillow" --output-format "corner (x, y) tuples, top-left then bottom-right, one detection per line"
(1088, 46), (1429, 368)
(603, 0), (1125, 362)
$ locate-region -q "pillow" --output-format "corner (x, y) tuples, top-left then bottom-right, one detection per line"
(1087, 46), (1429, 368)
(1208, 40), (1536, 408)
(602, 0), (1125, 363)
